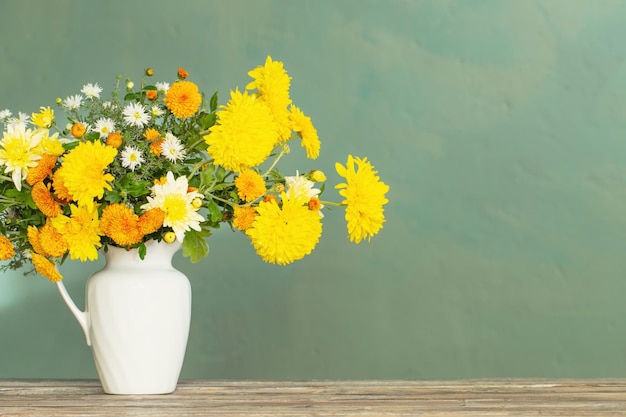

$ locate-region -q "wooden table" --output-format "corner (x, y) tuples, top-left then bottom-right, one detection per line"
(3, 379), (626, 416)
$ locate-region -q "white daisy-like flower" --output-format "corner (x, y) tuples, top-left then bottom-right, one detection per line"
(160, 132), (186, 162)
(7, 112), (30, 130)
(122, 102), (150, 128)
(0, 109), (12, 122)
(150, 105), (165, 117)
(141, 171), (205, 242)
(102, 101), (114, 109)
(81, 83), (102, 99)
(93, 118), (115, 138)
(155, 82), (170, 92)
(62, 95), (83, 110)
(120, 145), (145, 171)
(284, 171), (324, 216)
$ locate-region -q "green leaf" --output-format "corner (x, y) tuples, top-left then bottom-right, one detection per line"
(199, 112), (216, 130)
(138, 242), (147, 260)
(143, 85), (157, 91)
(200, 166), (215, 187)
(207, 200), (223, 222)
(182, 230), (210, 263)
(209, 91), (218, 112)
(124, 93), (138, 101)
(215, 166), (227, 182)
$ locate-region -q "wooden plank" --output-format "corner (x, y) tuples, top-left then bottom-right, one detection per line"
(2, 379), (626, 416)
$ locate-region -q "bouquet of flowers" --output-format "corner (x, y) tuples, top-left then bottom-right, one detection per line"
(0, 56), (389, 282)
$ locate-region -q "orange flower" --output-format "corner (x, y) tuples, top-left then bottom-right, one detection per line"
(52, 167), (73, 202)
(178, 67), (189, 79)
(106, 132), (123, 148)
(32, 253), (63, 283)
(146, 90), (157, 100)
(138, 208), (165, 235)
(0, 235), (15, 260)
(39, 221), (68, 257)
(31, 181), (62, 218)
(308, 197), (321, 211)
(164, 81), (202, 118)
(100, 204), (143, 246)
(144, 128), (161, 142)
(150, 138), (164, 155)
(263, 194), (278, 204)
(71, 122), (86, 138)
(26, 154), (57, 185)
(232, 206), (257, 231)
(27, 226), (47, 256)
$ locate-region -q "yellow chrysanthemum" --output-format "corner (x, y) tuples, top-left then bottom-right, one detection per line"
(60, 141), (117, 210)
(289, 105), (320, 159)
(100, 203), (143, 246)
(31, 106), (54, 128)
(31, 253), (62, 283)
(139, 208), (166, 235)
(246, 191), (322, 265)
(235, 170), (266, 202)
(164, 81), (202, 119)
(31, 181), (62, 218)
(27, 225), (47, 256)
(232, 206), (257, 231)
(0, 235), (15, 260)
(50, 204), (102, 261)
(39, 221), (68, 257)
(34, 131), (65, 156)
(0, 124), (44, 191)
(246, 55), (292, 142)
(335, 155), (389, 244)
(26, 153), (57, 185)
(205, 89), (278, 172)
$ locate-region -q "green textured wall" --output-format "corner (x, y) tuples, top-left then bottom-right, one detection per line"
(2, 0), (626, 379)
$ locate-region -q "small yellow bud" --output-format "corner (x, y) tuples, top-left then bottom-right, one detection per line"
(163, 232), (176, 243)
(126, 81), (134, 91)
(145, 68), (155, 77)
(309, 170), (326, 182)
(55, 97), (62, 105)
(273, 183), (285, 193)
(191, 198), (203, 209)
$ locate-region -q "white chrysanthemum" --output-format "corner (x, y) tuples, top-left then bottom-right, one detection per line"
(0, 109), (12, 122)
(122, 102), (150, 128)
(150, 105), (165, 117)
(93, 117), (115, 138)
(120, 145), (144, 171)
(141, 171), (205, 242)
(81, 83), (102, 99)
(62, 95), (83, 110)
(155, 82), (170, 92)
(285, 172), (324, 216)
(160, 132), (186, 162)
(285, 172), (321, 203)
(0, 124), (44, 190)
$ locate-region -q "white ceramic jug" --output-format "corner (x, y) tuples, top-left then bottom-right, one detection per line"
(56, 240), (192, 394)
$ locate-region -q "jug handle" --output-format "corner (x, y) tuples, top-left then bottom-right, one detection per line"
(56, 281), (91, 346)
